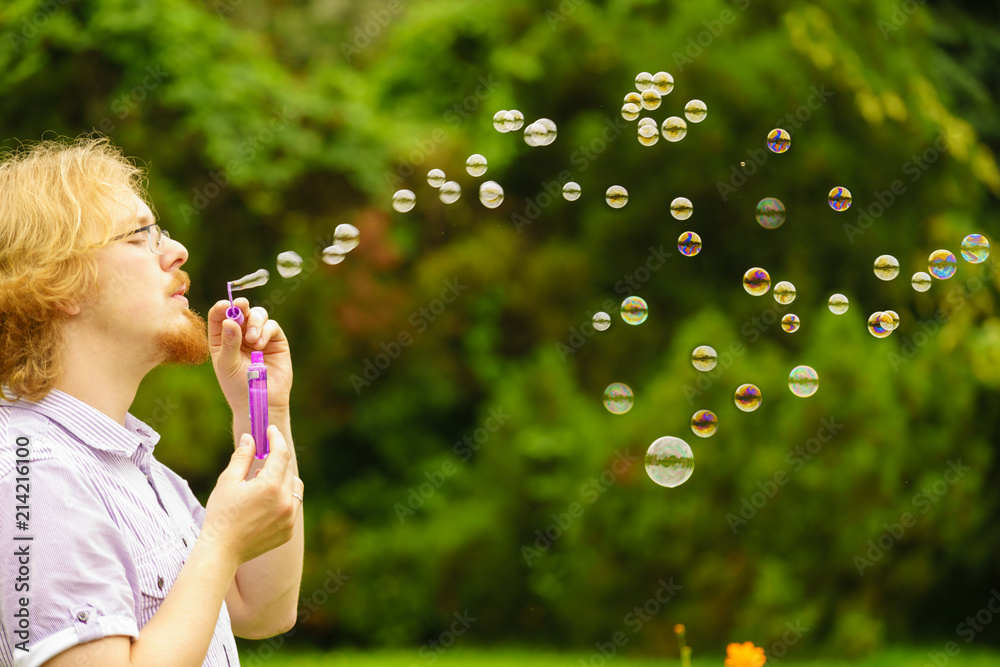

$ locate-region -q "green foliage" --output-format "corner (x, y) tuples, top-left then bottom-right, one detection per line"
(4, 0), (1000, 657)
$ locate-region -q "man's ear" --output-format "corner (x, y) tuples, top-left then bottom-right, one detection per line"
(56, 299), (80, 316)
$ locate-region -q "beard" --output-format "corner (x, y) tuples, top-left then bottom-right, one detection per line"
(154, 307), (210, 365)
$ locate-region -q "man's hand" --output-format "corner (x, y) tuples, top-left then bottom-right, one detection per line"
(208, 297), (293, 415)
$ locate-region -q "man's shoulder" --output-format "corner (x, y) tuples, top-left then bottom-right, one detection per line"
(0, 404), (92, 480)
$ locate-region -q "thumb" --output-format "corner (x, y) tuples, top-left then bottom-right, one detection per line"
(219, 319), (244, 372)
(228, 433), (256, 477)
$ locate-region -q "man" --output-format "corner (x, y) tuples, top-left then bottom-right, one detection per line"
(0, 136), (305, 666)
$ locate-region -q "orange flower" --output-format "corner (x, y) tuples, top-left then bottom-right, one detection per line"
(725, 641), (766, 667)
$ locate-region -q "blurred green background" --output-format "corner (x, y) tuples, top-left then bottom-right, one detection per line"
(3, 0), (1000, 662)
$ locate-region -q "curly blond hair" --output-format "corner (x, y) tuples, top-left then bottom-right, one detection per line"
(0, 135), (151, 402)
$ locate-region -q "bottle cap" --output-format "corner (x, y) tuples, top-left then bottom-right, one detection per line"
(251, 351), (264, 364)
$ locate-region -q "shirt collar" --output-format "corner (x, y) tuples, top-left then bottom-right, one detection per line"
(0, 386), (161, 457)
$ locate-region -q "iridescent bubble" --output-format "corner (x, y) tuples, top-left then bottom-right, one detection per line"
(684, 99), (707, 123)
(828, 187), (852, 211)
(678, 231), (702, 257)
(645, 436), (694, 488)
(755, 197), (786, 230)
(767, 128), (791, 153)
(634, 71), (653, 91)
(624, 92), (642, 106)
(332, 223), (361, 253)
(867, 311), (893, 338)
(788, 365), (819, 398)
(638, 123), (659, 146)
(439, 181), (462, 204)
(536, 118), (558, 145)
(493, 110), (509, 133)
(605, 185), (629, 208)
(911, 271), (932, 292)
(874, 255), (900, 281)
(781, 313), (800, 333)
(929, 249), (957, 279)
(691, 410), (718, 438)
(883, 309), (900, 331)
(734, 384), (762, 412)
(773, 281), (796, 305)
(620, 296), (648, 325)
(652, 71), (674, 95)
(621, 103), (640, 121)
(592, 311), (611, 331)
(670, 197), (693, 220)
(478, 181), (504, 209)
(392, 189), (416, 213)
(640, 88), (662, 111)
(321, 247), (345, 265)
(637, 117), (657, 128)
(563, 182), (581, 201)
(466, 154), (487, 177)
(961, 234), (990, 264)
(743, 267), (771, 296)
(427, 169), (446, 188)
(230, 268), (269, 290)
(661, 116), (687, 142)
(276, 251), (303, 278)
(691, 345), (717, 372)
(603, 382), (634, 415)
(504, 109), (524, 131)
(828, 293), (849, 314)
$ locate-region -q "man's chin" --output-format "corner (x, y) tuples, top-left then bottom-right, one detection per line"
(154, 309), (211, 365)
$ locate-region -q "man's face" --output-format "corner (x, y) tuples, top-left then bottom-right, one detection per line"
(87, 192), (209, 366)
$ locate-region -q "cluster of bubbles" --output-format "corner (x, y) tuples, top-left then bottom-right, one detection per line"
(620, 71), (704, 150)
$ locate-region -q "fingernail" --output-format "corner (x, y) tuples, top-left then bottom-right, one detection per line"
(240, 434), (251, 448)
(248, 327), (258, 339)
(225, 326), (236, 337)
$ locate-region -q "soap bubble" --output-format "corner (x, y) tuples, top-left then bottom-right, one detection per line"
(592, 312), (611, 331)
(563, 182), (581, 201)
(276, 251), (303, 278)
(466, 154), (487, 177)
(640, 88), (662, 111)
(504, 109), (524, 131)
(230, 268), (269, 290)
(620, 296), (648, 325)
(645, 436), (694, 488)
(427, 169), (446, 188)
(392, 189), (416, 212)
(638, 123), (659, 146)
(637, 117), (657, 128)
(828, 293), (849, 314)
(652, 71), (674, 95)
(874, 255), (900, 281)
(322, 247), (345, 265)
(478, 181), (504, 208)
(773, 281), (796, 304)
(678, 231), (702, 257)
(734, 384), (762, 412)
(828, 186), (852, 211)
(621, 103), (640, 121)
(624, 91), (642, 106)
(691, 345), (717, 371)
(743, 267), (771, 296)
(493, 110), (509, 133)
(755, 197), (786, 229)
(691, 410), (718, 438)
(788, 365), (819, 398)
(781, 313), (800, 333)
(928, 249), (957, 279)
(634, 71), (653, 91)
(603, 382), (634, 414)
(684, 99), (707, 123)
(605, 185), (629, 208)
(883, 309), (900, 331)
(767, 128), (791, 153)
(439, 181), (462, 204)
(523, 122), (544, 146)
(670, 197), (693, 220)
(961, 234), (990, 263)
(661, 116), (687, 142)
(536, 118), (558, 145)
(867, 311), (893, 338)
(331, 223), (361, 253)
(911, 271), (932, 292)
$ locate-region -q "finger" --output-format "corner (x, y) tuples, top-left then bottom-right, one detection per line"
(226, 433), (257, 481)
(245, 306), (269, 344)
(253, 319), (284, 349)
(260, 425), (291, 480)
(208, 297), (251, 329)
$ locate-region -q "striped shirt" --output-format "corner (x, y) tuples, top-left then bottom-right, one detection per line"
(0, 388), (239, 666)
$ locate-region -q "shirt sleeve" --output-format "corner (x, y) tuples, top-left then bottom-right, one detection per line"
(0, 456), (139, 667)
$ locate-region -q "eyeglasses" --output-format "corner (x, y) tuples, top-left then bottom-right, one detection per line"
(110, 223), (170, 256)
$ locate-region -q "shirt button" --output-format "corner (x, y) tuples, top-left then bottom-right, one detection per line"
(182, 538), (188, 547)
(157, 576), (164, 590)
(77, 611), (89, 622)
